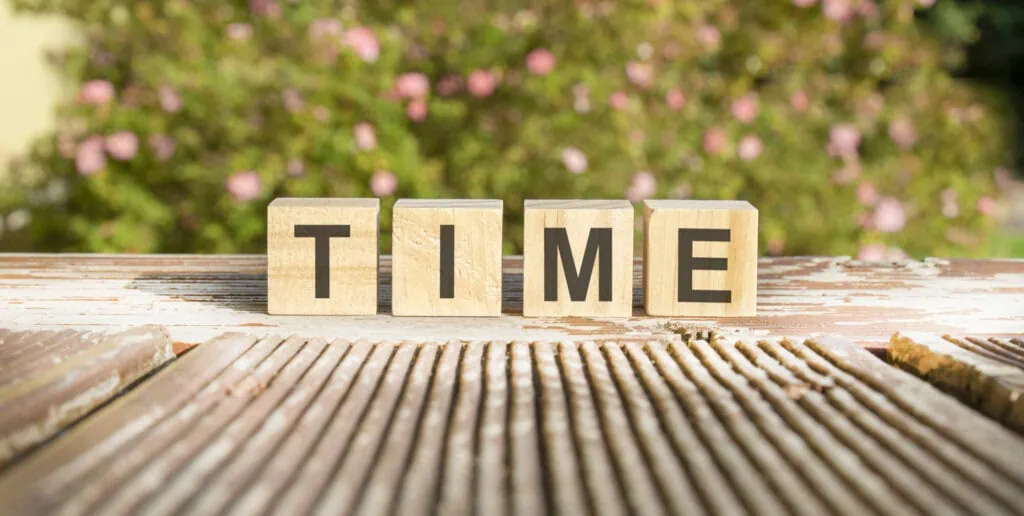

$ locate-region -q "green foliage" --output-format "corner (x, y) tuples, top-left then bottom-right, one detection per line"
(0, 0), (1011, 257)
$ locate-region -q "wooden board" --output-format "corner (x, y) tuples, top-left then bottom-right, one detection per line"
(889, 333), (1024, 432)
(0, 254), (1021, 349)
(0, 326), (174, 467)
(1, 334), (1022, 515)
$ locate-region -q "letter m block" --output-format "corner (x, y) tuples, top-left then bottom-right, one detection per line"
(267, 198), (380, 315)
(523, 200), (634, 318)
(643, 200), (758, 317)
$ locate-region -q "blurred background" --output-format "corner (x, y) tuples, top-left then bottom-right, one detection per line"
(0, 0), (1022, 258)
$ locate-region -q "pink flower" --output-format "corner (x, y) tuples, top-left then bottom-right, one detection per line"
(857, 183), (878, 205)
(857, 243), (886, 261)
(370, 170), (398, 197)
(287, 159), (305, 176)
(467, 69), (497, 98)
(251, 0), (280, 17)
(625, 61), (654, 89)
(918, 0), (935, 7)
(354, 122), (377, 151)
(672, 183), (692, 199)
(526, 48), (556, 75)
(313, 106), (330, 122)
(976, 196), (996, 216)
(888, 118), (918, 150)
(75, 137), (106, 175)
(147, 134), (175, 162)
(226, 171), (261, 202)
(696, 25), (721, 50)
(226, 23), (253, 42)
(395, 73), (430, 99)
(78, 80), (114, 105)
(436, 75), (462, 96)
(626, 171), (657, 201)
(608, 91), (630, 111)
(703, 127), (728, 155)
(561, 147), (588, 174)
(859, 0), (879, 18)
(873, 197), (906, 233)
(823, 0), (854, 22)
(666, 88), (686, 110)
(832, 165), (860, 185)
(343, 27), (380, 63)
(249, 0), (279, 17)
(793, 0), (817, 7)
(737, 135), (763, 161)
(282, 88), (304, 113)
(790, 90), (809, 113)
(406, 99), (428, 122)
(105, 131), (139, 161)
(158, 86), (182, 113)
(731, 94), (758, 124)
(308, 18), (342, 40)
(828, 123), (861, 158)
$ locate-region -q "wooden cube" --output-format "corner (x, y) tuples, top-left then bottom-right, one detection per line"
(267, 198), (379, 315)
(523, 200), (634, 318)
(643, 200), (758, 317)
(391, 199), (503, 316)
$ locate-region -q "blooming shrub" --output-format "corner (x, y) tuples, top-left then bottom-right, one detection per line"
(0, 0), (1011, 257)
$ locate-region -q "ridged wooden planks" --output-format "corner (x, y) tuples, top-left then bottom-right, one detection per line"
(1, 334), (1023, 515)
(889, 333), (1024, 432)
(0, 326), (174, 468)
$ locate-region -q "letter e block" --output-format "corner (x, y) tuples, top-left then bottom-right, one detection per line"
(267, 198), (379, 315)
(391, 199), (503, 316)
(523, 200), (634, 318)
(643, 200), (757, 317)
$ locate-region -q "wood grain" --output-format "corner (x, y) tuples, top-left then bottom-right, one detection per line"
(391, 199), (502, 316)
(523, 200), (634, 318)
(267, 198), (379, 315)
(643, 200), (758, 317)
(1, 335), (1022, 515)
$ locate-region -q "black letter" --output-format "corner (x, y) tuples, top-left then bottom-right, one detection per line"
(544, 227), (613, 302)
(440, 224), (455, 299)
(294, 224), (350, 299)
(678, 228), (731, 303)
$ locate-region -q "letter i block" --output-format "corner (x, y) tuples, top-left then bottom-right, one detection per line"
(267, 198), (380, 315)
(523, 200), (634, 318)
(643, 200), (758, 317)
(391, 199), (503, 316)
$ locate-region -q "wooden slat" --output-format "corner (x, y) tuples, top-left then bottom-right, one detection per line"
(889, 333), (1024, 433)
(0, 326), (174, 468)
(0, 335), (1022, 515)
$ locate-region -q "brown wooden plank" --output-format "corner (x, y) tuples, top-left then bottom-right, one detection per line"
(0, 326), (174, 468)
(0, 334), (1022, 515)
(889, 333), (1024, 433)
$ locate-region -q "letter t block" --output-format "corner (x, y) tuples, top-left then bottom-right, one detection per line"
(391, 199), (503, 316)
(267, 198), (380, 315)
(643, 200), (758, 317)
(523, 200), (634, 318)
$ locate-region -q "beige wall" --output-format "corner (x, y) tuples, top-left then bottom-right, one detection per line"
(0, 2), (75, 177)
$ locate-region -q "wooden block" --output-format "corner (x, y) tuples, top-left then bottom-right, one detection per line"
(391, 199), (503, 316)
(267, 198), (379, 315)
(643, 200), (757, 317)
(522, 200), (634, 318)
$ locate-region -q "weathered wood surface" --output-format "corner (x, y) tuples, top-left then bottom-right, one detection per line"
(0, 254), (1021, 346)
(1, 334), (1022, 515)
(890, 333), (1024, 432)
(0, 326), (174, 467)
